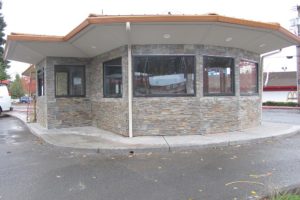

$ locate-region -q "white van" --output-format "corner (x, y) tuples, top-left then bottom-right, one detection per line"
(0, 84), (12, 115)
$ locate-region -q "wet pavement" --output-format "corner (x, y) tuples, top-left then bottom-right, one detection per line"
(0, 114), (300, 200)
(263, 109), (300, 125)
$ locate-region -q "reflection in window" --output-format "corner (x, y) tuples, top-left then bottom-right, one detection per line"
(239, 60), (258, 95)
(103, 58), (122, 98)
(133, 56), (195, 97)
(204, 56), (234, 96)
(55, 65), (85, 97)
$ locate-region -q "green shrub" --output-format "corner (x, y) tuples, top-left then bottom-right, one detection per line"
(262, 101), (298, 107)
(269, 194), (300, 200)
(263, 189), (300, 200)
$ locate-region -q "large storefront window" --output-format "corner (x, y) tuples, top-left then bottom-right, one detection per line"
(133, 55), (195, 97)
(203, 56), (234, 96)
(103, 58), (122, 98)
(55, 65), (85, 97)
(239, 60), (258, 95)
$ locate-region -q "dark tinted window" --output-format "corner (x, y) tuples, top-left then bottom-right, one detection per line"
(103, 58), (122, 98)
(37, 69), (44, 96)
(239, 60), (258, 95)
(203, 56), (234, 96)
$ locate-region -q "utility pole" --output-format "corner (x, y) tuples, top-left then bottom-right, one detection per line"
(297, 6), (300, 106)
(291, 6), (300, 106)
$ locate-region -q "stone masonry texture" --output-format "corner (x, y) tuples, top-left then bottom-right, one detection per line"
(37, 57), (92, 129)
(36, 44), (261, 136)
(89, 46), (129, 136)
(35, 59), (47, 128)
(131, 45), (261, 136)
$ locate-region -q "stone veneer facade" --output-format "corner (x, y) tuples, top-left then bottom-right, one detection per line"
(36, 44), (261, 136)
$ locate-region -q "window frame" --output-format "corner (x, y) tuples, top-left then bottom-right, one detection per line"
(54, 65), (86, 98)
(203, 55), (235, 97)
(37, 68), (45, 96)
(239, 60), (259, 96)
(103, 57), (123, 98)
(132, 55), (197, 98)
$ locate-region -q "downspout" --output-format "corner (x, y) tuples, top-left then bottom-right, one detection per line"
(260, 49), (282, 122)
(260, 49), (282, 86)
(262, 50), (282, 86)
(126, 22), (133, 138)
(264, 71), (269, 87)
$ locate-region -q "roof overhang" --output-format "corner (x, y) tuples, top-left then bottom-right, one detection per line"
(5, 14), (300, 65)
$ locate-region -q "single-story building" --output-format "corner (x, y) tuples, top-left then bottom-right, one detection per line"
(4, 14), (300, 137)
(263, 71), (297, 102)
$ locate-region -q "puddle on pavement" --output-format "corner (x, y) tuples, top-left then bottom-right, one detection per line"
(9, 125), (26, 131)
(0, 131), (21, 145)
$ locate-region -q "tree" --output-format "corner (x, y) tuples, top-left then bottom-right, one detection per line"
(0, 1), (10, 81)
(9, 74), (24, 99)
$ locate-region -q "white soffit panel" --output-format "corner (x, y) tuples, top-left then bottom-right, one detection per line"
(71, 24), (127, 57)
(21, 41), (88, 58)
(246, 32), (294, 54)
(10, 42), (44, 64)
(202, 24), (269, 48)
(130, 23), (211, 45)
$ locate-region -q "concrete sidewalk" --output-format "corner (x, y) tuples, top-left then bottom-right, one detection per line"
(8, 111), (300, 154)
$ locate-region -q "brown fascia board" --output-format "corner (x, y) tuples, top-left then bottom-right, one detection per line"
(6, 14), (300, 44)
(8, 32), (64, 42)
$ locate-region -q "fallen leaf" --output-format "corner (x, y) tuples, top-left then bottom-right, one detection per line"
(225, 180), (264, 186)
(230, 155), (238, 160)
(249, 172), (272, 179)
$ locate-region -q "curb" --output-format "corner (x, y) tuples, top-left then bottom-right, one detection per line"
(168, 126), (300, 152)
(263, 106), (300, 110)
(7, 112), (300, 155)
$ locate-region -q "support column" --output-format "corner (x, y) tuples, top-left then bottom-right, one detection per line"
(126, 22), (133, 138)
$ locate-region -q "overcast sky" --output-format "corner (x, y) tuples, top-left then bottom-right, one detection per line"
(2, 0), (300, 77)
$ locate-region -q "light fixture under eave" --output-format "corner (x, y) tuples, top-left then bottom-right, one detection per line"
(163, 33), (171, 39)
(225, 37), (232, 42)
